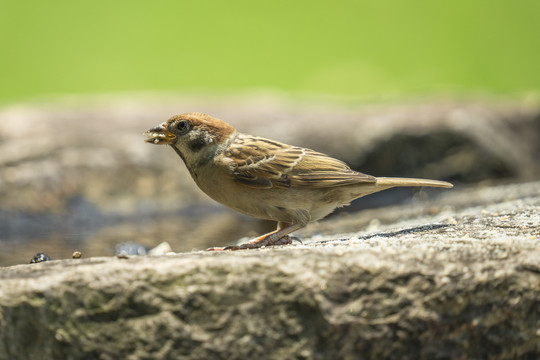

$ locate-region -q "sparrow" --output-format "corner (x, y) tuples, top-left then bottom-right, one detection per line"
(144, 112), (453, 250)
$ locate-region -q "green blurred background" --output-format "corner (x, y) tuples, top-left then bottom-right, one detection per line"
(1, 0), (539, 103)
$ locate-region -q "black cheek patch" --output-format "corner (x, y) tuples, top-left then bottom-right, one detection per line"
(188, 137), (207, 152)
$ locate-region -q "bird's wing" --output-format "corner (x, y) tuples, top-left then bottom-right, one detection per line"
(219, 135), (376, 189)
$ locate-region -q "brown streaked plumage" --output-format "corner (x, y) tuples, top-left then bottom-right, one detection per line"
(144, 112), (453, 250)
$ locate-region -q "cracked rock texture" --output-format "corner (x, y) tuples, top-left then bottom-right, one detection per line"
(1, 181), (539, 360)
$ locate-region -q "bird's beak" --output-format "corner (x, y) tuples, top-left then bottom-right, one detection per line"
(143, 123), (177, 145)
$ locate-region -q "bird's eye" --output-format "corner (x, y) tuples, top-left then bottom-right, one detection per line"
(176, 120), (190, 134)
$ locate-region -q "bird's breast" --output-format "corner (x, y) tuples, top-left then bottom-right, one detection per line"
(190, 166), (349, 224)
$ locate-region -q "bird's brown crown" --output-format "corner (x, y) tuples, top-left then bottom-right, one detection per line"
(167, 112), (236, 144)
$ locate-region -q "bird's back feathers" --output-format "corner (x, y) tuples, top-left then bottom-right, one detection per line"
(221, 134), (376, 189)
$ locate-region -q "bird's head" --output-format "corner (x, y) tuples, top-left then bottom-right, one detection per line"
(144, 112), (236, 166)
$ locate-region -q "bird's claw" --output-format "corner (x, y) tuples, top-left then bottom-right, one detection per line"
(289, 236), (303, 245)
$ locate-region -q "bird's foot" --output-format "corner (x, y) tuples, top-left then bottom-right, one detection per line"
(207, 234), (297, 251)
(207, 223), (304, 251)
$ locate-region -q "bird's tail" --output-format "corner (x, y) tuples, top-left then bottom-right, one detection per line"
(375, 177), (453, 189)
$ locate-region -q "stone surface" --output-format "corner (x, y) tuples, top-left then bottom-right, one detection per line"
(1, 181), (539, 360)
(1, 94), (539, 265)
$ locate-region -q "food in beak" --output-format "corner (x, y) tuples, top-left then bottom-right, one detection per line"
(144, 125), (176, 145)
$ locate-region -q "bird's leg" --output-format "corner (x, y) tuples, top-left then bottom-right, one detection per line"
(226, 222), (304, 250)
(207, 222), (304, 251)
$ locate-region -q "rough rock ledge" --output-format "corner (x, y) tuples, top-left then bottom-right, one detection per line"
(1, 181), (539, 360)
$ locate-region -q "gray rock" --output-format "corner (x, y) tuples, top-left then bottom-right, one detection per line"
(1, 181), (539, 360)
(1, 95), (539, 265)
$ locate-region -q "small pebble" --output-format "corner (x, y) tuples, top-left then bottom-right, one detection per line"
(72, 251), (82, 259)
(30, 253), (51, 264)
(115, 242), (147, 256)
(148, 242), (173, 256)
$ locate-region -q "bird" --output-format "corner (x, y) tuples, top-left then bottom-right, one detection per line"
(144, 112), (453, 250)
